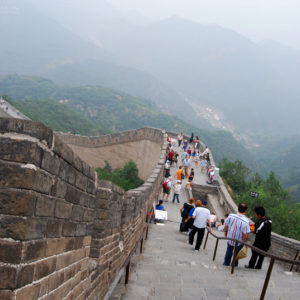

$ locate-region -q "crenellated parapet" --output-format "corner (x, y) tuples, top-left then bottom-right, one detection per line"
(0, 118), (166, 300)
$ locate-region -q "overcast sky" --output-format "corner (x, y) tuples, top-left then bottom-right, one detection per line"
(109, 0), (300, 50)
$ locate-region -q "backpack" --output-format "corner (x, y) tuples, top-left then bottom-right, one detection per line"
(163, 179), (170, 189)
(181, 170), (185, 180)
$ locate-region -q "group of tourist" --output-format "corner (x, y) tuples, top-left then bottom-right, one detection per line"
(159, 132), (272, 271)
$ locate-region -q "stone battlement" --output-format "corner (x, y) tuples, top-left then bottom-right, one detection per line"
(0, 118), (166, 300)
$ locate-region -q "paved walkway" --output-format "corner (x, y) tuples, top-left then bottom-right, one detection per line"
(120, 144), (300, 300)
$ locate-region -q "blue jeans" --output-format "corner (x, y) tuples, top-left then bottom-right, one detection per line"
(223, 243), (243, 266)
(172, 193), (180, 203)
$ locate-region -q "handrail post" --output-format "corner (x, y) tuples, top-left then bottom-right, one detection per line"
(231, 241), (238, 274)
(145, 225), (149, 240)
(125, 262), (130, 285)
(140, 238), (144, 254)
(289, 250), (299, 272)
(213, 238), (219, 261)
(203, 230), (209, 249)
(260, 258), (275, 300)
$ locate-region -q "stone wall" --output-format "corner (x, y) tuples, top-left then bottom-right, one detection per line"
(0, 118), (166, 299)
(57, 128), (163, 181)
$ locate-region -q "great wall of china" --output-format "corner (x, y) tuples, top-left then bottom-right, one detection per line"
(0, 117), (299, 299)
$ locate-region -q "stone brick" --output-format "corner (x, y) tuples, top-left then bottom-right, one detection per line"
(95, 199), (110, 210)
(48, 270), (65, 292)
(0, 290), (14, 300)
(65, 237), (75, 251)
(15, 282), (41, 300)
(0, 118), (53, 147)
(34, 256), (57, 281)
(59, 160), (76, 185)
(84, 209), (95, 222)
(56, 252), (74, 270)
(39, 277), (49, 298)
(22, 240), (46, 263)
(46, 220), (63, 238)
(75, 223), (87, 236)
(73, 154), (83, 172)
(55, 200), (72, 219)
(0, 138), (43, 166)
(62, 222), (77, 237)
(35, 194), (55, 217)
(64, 264), (77, 282)
(46, 238), (66, 257)
(16, 264), (35, 288)
(80, 193), (92, 207)
(0, 216), (47, 240)
(0, 188), (36, 216)
(65, 185), (82, 205)
(0, 265), (17, 289)
(75, 172), (88, 191)
(71, 205), (85, 222)
(41, 150), (60, 175)
(74, 236), (85, 249)
(86, 179), (96, 194)
(51, 178), (67, 198)
(53, 135), (74, 164)
(0, 239), (22, 264)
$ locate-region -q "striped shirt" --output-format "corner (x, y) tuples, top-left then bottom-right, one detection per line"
(225, 213), (250, 246)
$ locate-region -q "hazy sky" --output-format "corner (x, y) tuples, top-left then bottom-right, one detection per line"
(110, 0), (300, 50)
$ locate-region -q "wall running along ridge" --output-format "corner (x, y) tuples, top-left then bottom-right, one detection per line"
(0, 118), (167, 300)
(167, 131), (300, 263)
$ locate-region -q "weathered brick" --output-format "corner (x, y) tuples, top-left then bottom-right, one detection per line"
(55, 201), (72, 219)
(75, 172), (87, 191)
(39, 277), (49, 298)
(48, 270), (64, 292)
(0, 137), (43, 166)
(80, 193), (92, 207)
(0, 265), (16, 289)
(0, 118), (53, 147)
(15, 282), (41, 300)
(22, 240), (46, 263)
(65, 185), (81, 205)
(53, 135), (73, 164)
(16, 264), (35, 288)
(0, 189), (36, 216)
(0, 161), (54, 194)
(86, 179), (96, 194)
(62, 222), (77, 237)
(34, 256), (57, 281)
(0, 239), (22, 264)
(75, 224), (87, 236)
(0, 290), (14, 300)
(0, 216), (47, 240)
(73, 154), (83, 172)
(94, 199), (110, 210)
(64, 264), (76, 282)
(84, 209), (95, 222)
(35, 194), (55, 217)
(46, 238), (66, 257)
(56, 252), (74, 270)
(51, 178), (67, 198)
(59, 160), (76, 185)
(71, 205), (85, 222)
(46, 220), (63, 238)
(41, 150), (60, 175)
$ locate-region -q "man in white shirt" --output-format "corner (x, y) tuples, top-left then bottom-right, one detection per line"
(188, 200), (212, 251)
(201, 146), (210, 157)
(172, 180), (182, 203)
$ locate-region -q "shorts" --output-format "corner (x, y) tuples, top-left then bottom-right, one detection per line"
(163, 186), (170, 194)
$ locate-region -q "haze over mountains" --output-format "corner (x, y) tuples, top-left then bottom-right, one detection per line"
(1, 0), (300, 200)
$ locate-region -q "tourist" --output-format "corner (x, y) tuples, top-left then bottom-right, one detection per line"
(166, 135), (171, 147)
(189, 200), (212, 251)
(223, 203), (251, 266)
(201, 146), (210, 157)
(189, 132), (194, 143)
(175, 166), (185, 181)
(173, 151), (179, 167)
(183, 139), (188, 151)
(167, 149), (175, 166)
(183, 155), (191, 177)
(188, 168), (194, 184)
(201, 157), (207, 172)
(156, 200), (165, 211)
(162, 176), (172, 201)
(210, 212), (217, 228)
(194, 151), (199, 168)
(178, 132), (183, 147)
(172, 180), (182, 204)
(164, 160), (171, 178)
(180, 198), (194, 232)
(187, 146), (192, 156)
(245, 206), (272, 270)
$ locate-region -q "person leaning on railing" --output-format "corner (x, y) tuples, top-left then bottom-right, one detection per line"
(223, 203), (251, 267)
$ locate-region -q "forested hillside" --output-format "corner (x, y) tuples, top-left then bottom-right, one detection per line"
(0, 75), (256, 168)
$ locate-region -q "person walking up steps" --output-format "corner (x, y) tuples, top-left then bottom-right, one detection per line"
(162, 176), (172, 201)
(189, 200), (212, 251)
(175, 166), (185, 181)
(223, 203), (250, 266)
(183, 155), (191, 178)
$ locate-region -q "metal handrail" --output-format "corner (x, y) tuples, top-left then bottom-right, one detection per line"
(203, 228), (300, 300)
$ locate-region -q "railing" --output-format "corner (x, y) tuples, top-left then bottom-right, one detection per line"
(203, 229), (300, 300)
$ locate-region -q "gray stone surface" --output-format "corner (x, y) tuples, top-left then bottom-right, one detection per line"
(120, 144), (300, 300)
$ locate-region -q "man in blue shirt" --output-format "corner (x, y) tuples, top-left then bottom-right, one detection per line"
(156, 200), (165, 211)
